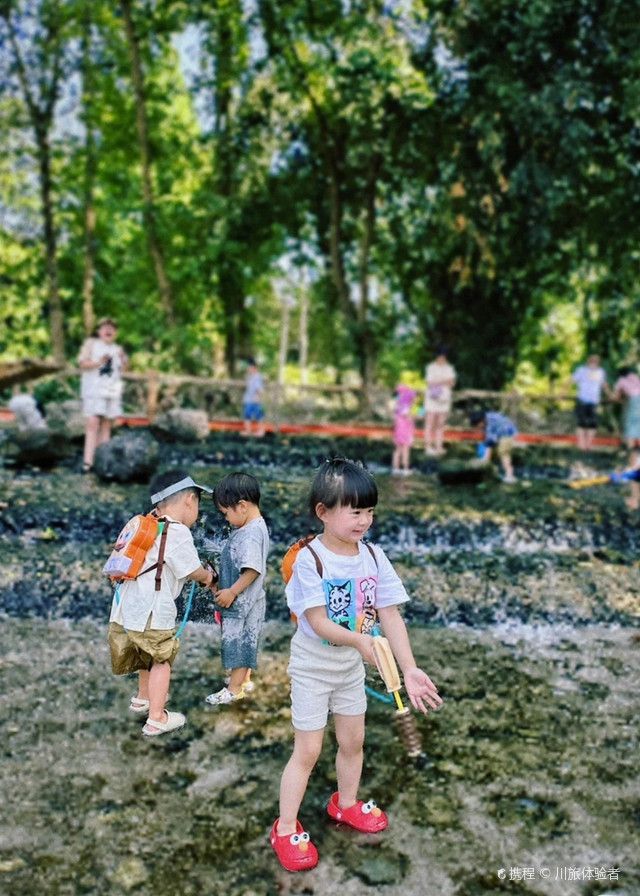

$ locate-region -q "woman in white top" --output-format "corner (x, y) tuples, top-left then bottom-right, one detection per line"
(424, 346), (456, 456)
(78, 317), (128, 472)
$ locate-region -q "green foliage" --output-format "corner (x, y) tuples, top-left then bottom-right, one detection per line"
(1, 0), (640, 394)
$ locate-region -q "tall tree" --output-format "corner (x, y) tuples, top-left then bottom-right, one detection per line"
(78, 0), (98, 336)
(381, 0), (640, 386)
(0, 0), (70, 361)
(258, 0), (434, 400)
(120, 0), (176, 326)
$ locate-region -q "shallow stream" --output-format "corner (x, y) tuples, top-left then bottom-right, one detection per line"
(1, 431), (639, 895)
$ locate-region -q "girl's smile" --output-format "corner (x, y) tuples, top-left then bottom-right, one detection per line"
(316, 504), (375, 553)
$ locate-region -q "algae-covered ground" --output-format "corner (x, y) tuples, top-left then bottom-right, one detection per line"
(1, 431), (639, 896)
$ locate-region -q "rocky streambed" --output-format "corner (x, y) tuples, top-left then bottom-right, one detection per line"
(1, 430), (639, 896)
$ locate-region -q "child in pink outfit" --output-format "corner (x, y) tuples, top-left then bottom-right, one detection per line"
(392, 385), (417, 476)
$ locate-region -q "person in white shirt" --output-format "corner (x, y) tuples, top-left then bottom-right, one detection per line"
(78, 318), (128, 472)
(108, 471), (217, 736)
(571, 354), (609, 450)
(424, 346), (456, 456)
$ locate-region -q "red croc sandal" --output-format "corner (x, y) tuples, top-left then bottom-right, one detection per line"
(270, 819), (319, 872)
(326, 792), (388, 833)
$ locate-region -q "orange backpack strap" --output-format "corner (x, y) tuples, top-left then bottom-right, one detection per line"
(136, 518), (171, 591)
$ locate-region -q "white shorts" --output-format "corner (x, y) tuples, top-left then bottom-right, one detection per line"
(287, 628), (366, 731)
(82, 394), (122, 419)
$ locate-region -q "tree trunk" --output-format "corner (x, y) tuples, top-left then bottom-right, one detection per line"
(120, 0), (175, 326)
(80, 14), (97, 337)
(299, 270), (309, 386)
(327, 157), (351, 313)
(356, 154), (381, 412)
(277, 297), (290, 385)
(6, 16), (66, 362)
(81, 177), (97, 338)
(210, 5), (247, 376)
(38, 129), (66, 363)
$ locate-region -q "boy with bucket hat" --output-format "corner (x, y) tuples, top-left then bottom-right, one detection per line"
(108, 470), (217, 736)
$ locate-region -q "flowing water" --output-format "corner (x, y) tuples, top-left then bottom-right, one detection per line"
(1, 433), (639, 895)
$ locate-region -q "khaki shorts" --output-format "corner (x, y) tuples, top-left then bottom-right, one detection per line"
(496, 436), (514, 459)
(108, 622), (179, 676)
(287, 628), (366, 731)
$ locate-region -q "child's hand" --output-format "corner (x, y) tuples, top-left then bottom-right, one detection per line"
(356, 633), (376, 665)
(403, 667), (443, 715)
(214, 588), (237, 609)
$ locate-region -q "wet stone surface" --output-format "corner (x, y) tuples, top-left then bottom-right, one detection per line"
(1, 430), (639, 895)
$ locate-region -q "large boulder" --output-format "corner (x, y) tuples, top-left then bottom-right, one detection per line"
(150, 408), (211, 442)
(93, 431), (159, 483)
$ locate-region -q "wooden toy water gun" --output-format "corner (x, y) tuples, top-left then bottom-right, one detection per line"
(568, 469), (639, 490)
(371, 636), (423, 759)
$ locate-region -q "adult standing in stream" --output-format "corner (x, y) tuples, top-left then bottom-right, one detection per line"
(571, 354), (610, 451)
(78, 317), (128, 473)
(424, 346), (456, 457)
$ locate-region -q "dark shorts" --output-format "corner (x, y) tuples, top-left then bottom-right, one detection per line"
(243, 402), (264, 422)
(576, 400), (598, 430)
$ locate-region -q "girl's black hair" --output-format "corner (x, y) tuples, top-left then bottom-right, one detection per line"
(214, 471), (261, 508)
(309, 457), (378, 516)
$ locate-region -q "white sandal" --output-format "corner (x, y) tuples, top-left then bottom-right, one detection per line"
(142, 711), (186, 737)
(130, 693), (170, 714)
(129, 696), (150, 714)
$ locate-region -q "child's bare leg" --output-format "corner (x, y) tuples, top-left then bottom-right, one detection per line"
(626, 480), (639, 510)
(137, 668), (150, 701)
(145, 661), (171, 730)
(83, 415), (100, 467)
(502, 454), (514, 479)
(585, 428), (595, 450)
(401, 445), (410, 471)
(228, 667), (248, 695)
(435, 412), (446, 453)
(97, 417), (112, 446)
(277, 728), (324, 835)
(424, 413), (435, 452)
(333, 713), (365, 808)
